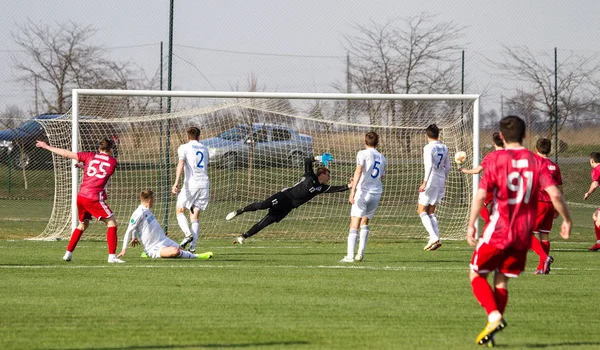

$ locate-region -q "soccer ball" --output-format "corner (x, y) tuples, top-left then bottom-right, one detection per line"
(454, 151), (467, 164)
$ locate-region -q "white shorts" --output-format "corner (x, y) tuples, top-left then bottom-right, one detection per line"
(418, 186), (445, 206)
(177, 187), (209, 212)
(350, 191), (382, 219)
(146, 238), (180, 259)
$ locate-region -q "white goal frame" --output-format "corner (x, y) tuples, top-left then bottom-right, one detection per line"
(70, 89), (480, 233)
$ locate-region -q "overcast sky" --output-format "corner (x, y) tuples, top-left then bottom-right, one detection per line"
(1, 0), (599, 115)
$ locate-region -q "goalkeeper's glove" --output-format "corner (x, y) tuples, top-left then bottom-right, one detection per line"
(318, 152), (334, 166)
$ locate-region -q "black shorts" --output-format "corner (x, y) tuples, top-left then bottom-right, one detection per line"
(266, 192), (294, 222)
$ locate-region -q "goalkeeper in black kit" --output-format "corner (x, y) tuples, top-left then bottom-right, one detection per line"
(226, 153), (351, 244)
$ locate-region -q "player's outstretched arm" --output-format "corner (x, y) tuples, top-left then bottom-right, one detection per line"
(460, 165), (484, 175)
(35, 140), (78, 160)
(584, 181), (598, 200)
(546, 185), (572, 239)
(466, 188), (487, 246)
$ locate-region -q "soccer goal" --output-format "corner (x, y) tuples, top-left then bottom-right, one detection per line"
(33, 90), (479, 241)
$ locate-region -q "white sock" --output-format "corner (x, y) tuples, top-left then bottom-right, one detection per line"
(347, 228), (358, 258)
(429, 214), (440, 240)
(420, 212), (438, 242)
(178, 250), (196, 259)
(108, 254), (116, 260)
(177, 213), (192, 237)
(357, 225), (369, 256)
(190, 220), (199, 250)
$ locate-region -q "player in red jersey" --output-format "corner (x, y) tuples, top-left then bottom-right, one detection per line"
(460, 132), (504, 224)
(36, 138), (123, 263)
(530, 138), (563, 274)
(583, 152), (600, 251)
(466, 116), (571, 347)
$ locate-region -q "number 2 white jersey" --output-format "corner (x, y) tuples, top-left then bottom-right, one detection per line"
(423, 140), (450, 189)
(178, 140), (210, 189)
(356, 148), (386, 194)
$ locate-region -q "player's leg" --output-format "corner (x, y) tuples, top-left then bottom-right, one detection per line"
(101, 216), (123, 263)
(234, 213), (282, 244)
(64, 218), (89, 262)
(427, 204), (442, 251)
(341, 216), (361, 262)
(356, 217), (370, 261)
(418, 190), (439, 250)
(227, 193), (282, 221)
(590, 209), (600, 251)
(188, 188), (209, 253)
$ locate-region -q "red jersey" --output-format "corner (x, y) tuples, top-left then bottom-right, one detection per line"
(77, 152), (117, 200)
(479, 150), (495, 169)
(591, 165), (600, 183)
(538, 157), (562, 202)
(479, 148), (556, 250)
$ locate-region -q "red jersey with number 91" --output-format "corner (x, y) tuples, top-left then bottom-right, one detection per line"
(479, 148), (555, 250)
(77, 152), (117, 200)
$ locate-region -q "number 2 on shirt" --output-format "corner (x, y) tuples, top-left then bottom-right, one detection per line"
(196, 151), (205, 168)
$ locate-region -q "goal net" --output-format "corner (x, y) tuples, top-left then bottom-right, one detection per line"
(33, 90), (479, 242)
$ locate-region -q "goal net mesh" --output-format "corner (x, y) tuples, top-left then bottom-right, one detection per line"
(33, 93), (475, 242)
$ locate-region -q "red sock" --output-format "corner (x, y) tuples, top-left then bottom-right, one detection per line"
(480, 206), (490, 224)
(471, 276), (498, 315)
(494, 288), (508, 315)
(106, 226), (118, 254)
(541, 240), (550, 255)
(530, 235), (547, 261)
(67, 228), (83, 252)
(595, 223), (600, 241)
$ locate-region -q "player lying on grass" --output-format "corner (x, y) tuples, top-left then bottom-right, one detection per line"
(226, 153), (351, 244)
(36, 138), (123, 263)
(467, 115), (571, 347)
(460, 132), (504, 225)
(117, 189), (213, 260)
(530, 138), (562, 274)
(584, 152), (600, 251)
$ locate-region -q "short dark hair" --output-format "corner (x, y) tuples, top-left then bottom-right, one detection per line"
(365, 131), (379, 147)
(140, 189), (154, 201)
(590, 152), (600, 163)
(425, 124), (439, 139)
(187, 127), (200, 140)
(492, 132), (503, 147)
(316, 167), (330, 176)
(536, 138), (552, 155)
(98, 138), (114, 152)
(499, 116), (526, 144)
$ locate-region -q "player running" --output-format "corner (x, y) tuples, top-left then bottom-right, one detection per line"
(117, 189), (213, 260)
(418, 124), (450, 251)
(172, 127), (210, 253)
(467, 116), (571, 347)
(36, 138), (124, 263)
(583, 152), (600, 251)
(341, 131), (386, 263)
(531, 138), (562, 274)
(226, 153), (351, 244)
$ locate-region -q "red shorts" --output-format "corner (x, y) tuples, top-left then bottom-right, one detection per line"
(484, 192), (494, 205)
(470, 242), (528, 278)
(77, 195), (114, 222)
(534, 201), (554, 234)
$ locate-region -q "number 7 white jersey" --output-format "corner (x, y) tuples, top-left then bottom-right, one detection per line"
(423, 140), (450, 189)
(356, 148), (386, 194)
(178, 140), (210, 189)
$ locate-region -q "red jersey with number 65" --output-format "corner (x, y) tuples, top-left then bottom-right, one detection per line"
(77, 152), (117, 200)
(479, 148), (555, 250)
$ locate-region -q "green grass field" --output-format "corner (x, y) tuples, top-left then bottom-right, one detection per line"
(1, 239), (599, 350)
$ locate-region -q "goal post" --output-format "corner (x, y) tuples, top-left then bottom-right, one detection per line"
(34, 89), (480, 241)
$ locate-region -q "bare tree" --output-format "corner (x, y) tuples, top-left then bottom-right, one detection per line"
(494, 46), (599, 137)
(12, 20), (151, 114)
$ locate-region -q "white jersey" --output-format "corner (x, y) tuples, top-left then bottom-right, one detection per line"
(122, 205), (172, 253)
(356, 148), (386, 194)
(178, 140), (210, 189)
(423, 140), (450, 189)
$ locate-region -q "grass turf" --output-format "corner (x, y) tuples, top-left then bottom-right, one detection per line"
(0, 239), (599, 350)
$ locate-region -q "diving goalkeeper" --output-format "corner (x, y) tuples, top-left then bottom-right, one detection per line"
(226, 153), (351, 244)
